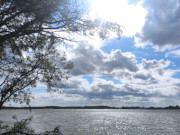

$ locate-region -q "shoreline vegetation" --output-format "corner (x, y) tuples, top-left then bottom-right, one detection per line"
(2, 105), (180, 110)
(0, 116), (62, 135)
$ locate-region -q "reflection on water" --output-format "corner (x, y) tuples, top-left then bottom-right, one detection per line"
(0, 109), (180, 135)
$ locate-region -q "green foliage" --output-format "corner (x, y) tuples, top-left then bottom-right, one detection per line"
(0, 116), (62, 135)
(0, 116), (34, 134)
(43, 126), (62, 135)
(10, 116), (35, 134)
(0, 120), (9, 132)
(54, 126), (60, 133)
(0, 34), (71, 108)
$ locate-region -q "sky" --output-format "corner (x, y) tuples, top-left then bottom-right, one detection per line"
(8, 0), (180, 107)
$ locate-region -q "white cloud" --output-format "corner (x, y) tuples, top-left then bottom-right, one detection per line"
(165, 49), (180, 58)
(66, 41), (139, 76)
(60, 57), (180, 100)
(90, 0), (147, 37)
(135, 0), (180, 50)
(30, 92), (87, 106)
(142, 59), (170, 70)
(17, 39), (179, 107)
(54, 40), (180, 101)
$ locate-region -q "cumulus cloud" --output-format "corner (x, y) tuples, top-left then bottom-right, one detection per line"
(23, 40), (179, 107)
(64, 77), (156, 100)
(68, 41), (138, 76)
(24, 59), (180, 107)
(123, 59), (180, 96)
(133, 73), (151, 80)
(54, 40), (180, 102)
(135, 0), (180, 50)
(142, 59), (170, 70)
(63, 57), (180, 100)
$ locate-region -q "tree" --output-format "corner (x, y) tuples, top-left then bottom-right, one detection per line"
(0, 115), (63, 134)
(0, 34), (73, 108)
(0, 0), (122, 109)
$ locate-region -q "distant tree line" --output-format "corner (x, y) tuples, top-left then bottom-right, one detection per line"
(2, 105), (180, 110)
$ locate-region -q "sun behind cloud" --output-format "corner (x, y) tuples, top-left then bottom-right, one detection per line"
(90, 0), (147, 37)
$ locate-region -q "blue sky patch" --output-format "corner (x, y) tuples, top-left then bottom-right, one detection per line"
(100, 76), (122, 84)
(82, 76), (93, 83)
(128, 0), (140, 5)
(172, 71), (180, 79)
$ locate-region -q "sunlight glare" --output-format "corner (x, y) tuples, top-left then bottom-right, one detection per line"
(90, 0), (147, 36)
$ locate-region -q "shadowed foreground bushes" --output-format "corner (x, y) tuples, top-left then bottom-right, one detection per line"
(0, 116), (62, 135)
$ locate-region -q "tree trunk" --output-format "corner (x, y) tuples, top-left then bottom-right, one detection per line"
(0, 101), (4, 110)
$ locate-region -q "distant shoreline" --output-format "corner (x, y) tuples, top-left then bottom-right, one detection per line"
(2, 105), (180, 110)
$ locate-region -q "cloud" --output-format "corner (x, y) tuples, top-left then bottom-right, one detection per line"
(22, 40), (180, 107)
(110, 58), (180, 96)
(64, 57), (180, 99)
(165, 49), (180, 58)
(56, 40), (180, 102)
(103, 50), (139, 72)
(26, 91), (180, 107)
(64, 77), (156, 100)
(90, 0), (147, 37)
(130, 61), (179, 96)
(3, 0), (180, 107)
(69, 41), (139, 76)
(17, 61), (179, 107)
(17, 35), (180, 107)
(142, 59), (170, 70)
(31, 92), (87, 106)
(135, 0), (180, 50)
(133, 73), (151, 80)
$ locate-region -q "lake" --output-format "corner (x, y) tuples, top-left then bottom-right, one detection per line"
(0, 109), (180, 135)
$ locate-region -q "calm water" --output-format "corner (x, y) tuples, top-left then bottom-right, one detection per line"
(0, 109), (180, 135)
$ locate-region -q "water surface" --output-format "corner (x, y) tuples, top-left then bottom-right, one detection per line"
(0, 109), (180, 135)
